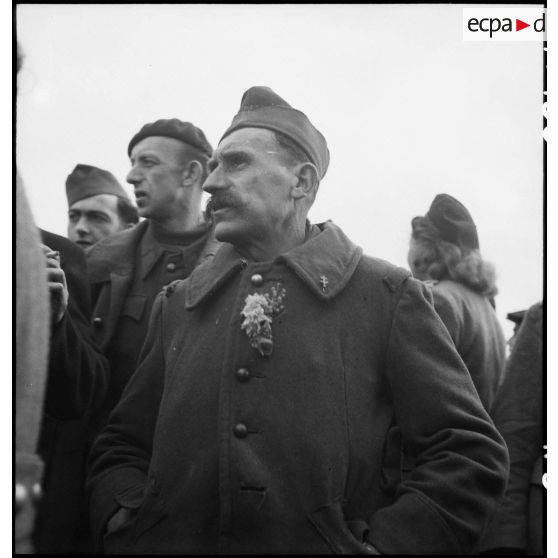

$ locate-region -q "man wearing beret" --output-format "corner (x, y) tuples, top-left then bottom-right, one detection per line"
(66, 163), (139, 249)
(88, 88), (509, 554)
(85, 119), (219, 425)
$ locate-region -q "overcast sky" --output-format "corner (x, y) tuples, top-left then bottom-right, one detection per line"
(16, 3), (544, 342)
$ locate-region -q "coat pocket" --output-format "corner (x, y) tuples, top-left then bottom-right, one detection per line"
(308, 500), (380, 554)
(102, 510), (138, 554)
(122, 295), (148, 322)
(102, 484), (145, 554)
(380, 425), (403, 495)
(131, 475), (167, 544)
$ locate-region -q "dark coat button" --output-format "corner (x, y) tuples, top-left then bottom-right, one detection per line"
(166, 262), (176, 272)
(92, 317), (103, 327)
(236, 368), (251, 382)
(234, 423), (248, 439)
(251, 273), (263, 286)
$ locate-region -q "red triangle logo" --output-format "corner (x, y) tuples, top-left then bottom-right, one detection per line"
(516, 19), (530, 31)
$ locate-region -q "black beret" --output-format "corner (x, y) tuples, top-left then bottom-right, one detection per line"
(424, 193), (480, 250)
(220, 86), (330, 180)
(128, 119), (213, 158)
(66, 164), (129, 207)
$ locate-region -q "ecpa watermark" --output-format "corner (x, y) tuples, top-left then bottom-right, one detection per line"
(463, 8), (546, 41)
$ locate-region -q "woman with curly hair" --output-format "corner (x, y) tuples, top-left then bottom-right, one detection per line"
(408, 194), (506, 413)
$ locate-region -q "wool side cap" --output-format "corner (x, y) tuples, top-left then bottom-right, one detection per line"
(220, 86), (330, 180)
(423, 193), (480, 250)
(128, 118), (213, 158)
(66, 164), (130, 207)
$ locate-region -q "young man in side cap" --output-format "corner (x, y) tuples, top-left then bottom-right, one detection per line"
(85, 119), (219, 424)
(66, 164), (139, 249)
(88, 88), (509, 555)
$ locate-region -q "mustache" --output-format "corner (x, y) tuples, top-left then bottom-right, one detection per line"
(206, 194), (238, 213)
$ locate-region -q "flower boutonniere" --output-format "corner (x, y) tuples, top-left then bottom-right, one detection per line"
(240, 283), (286, 357)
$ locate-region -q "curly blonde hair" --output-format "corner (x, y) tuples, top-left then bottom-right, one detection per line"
(410, 216), (498, 298)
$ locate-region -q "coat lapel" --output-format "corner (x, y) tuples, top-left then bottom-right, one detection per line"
(87, 222), (148, 347)
(278, 221), (363, 300)
(102, 268), (134, 346)
(185, 243), (244, 310)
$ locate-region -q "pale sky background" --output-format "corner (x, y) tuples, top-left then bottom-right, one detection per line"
(9, 1), (554, 551)
(16, 3), (544, 342)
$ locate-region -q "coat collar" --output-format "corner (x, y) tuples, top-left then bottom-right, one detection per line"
(86, 220), (150, 282)
(138, 221), (214, 280)
(86, 220), (220, 283)
(185, 221), (362, 309)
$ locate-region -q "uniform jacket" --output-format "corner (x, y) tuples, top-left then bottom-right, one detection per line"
(479, 302), (543, 554)
(35, 230), (110, 554)
(86, 219), (220, 421)
(429, 280), (506, 413)
(88, 221), (508, 555)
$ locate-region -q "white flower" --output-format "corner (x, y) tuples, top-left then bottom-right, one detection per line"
(240, 284), (286, 357)
(241, 293), (272, 340)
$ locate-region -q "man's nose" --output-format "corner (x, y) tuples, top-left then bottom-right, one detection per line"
(203, 168), (226, 195)
(126, 165), (142, 185)
(75, 217), (90, 235)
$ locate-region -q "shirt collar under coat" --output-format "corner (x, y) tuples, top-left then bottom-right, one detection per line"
(185, 220), (363, 310)
(139, 220), (212, 280)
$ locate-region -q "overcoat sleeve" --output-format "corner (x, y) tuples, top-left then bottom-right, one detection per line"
(46, 299), (110, 419)
(41, 232), (110, 419)
(367, 277), (509, 554)
(431, 286), (463, 348)
(478, 302), (543, 553)
(86, 291), (167, 548)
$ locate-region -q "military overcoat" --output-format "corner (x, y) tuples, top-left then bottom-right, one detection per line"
(88, 222), (508, 555)
(86, 219), (219, 419)
(429, 279), (506, 412)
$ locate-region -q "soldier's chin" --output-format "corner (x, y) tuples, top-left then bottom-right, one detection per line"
(213, 220), (241, 244)
(137, 205), (151, 218)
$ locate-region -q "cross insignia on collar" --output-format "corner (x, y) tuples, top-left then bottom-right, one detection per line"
(319, 275), (329, 292)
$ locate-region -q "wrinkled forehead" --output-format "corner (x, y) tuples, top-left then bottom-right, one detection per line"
(69, 193), (120, 213)
(215, 127), (280, 157)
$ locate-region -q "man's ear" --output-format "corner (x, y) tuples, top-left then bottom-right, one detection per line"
(182, 160), (203, 186)
(292, 162), (319, 201)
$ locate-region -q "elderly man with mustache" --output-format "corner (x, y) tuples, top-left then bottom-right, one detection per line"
(88, 87), (509, 555)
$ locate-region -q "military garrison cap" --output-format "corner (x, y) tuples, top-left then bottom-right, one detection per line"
(506, 310), (526, 326)
(128, 119), (213, 158)
(66, 164), (129, 207)
(220, 86), (330, 180)
(423, 193), (480, 251)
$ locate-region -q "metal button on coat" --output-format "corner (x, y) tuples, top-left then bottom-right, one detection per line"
(31, 483), (42, 503)
(234, 423), (248, 439)
(251, 273), (263, 286)
(236, 368), (251, 382)
(166, 262), (176, 272)
(15, 484), (27, 512)
(92, 317), (103, 327)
